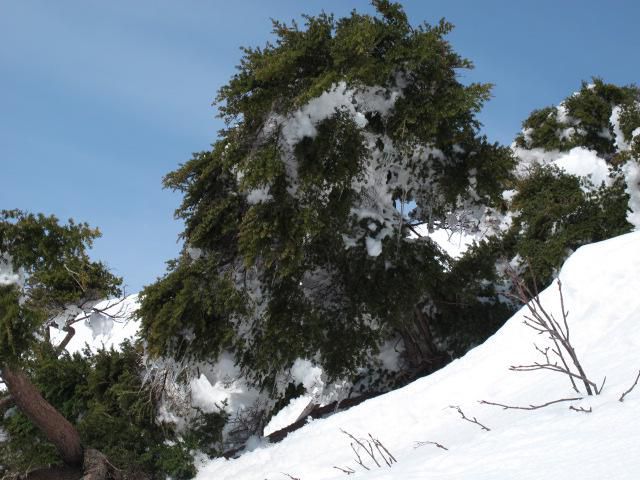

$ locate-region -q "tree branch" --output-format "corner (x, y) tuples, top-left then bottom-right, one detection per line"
(414, 440), (448, 451)
(449, 405), (490, 431)
(479, 397), (582, 411)
(619, 370), (640, 402)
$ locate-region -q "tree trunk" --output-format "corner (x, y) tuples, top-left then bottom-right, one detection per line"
(19, 465), (82, 480)
(0, 364), (84, 466)
(398, 306), (448, 378)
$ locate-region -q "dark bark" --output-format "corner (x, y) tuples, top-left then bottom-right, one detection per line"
(398, 306), (448, 378)
(83, 448), (122, 480)
(18, 465), (82, 480)
(223, 392), (381, 458)
(0, 394), (15, 415)
(0, 364), (84, 466)
(56, 326), (76, 354)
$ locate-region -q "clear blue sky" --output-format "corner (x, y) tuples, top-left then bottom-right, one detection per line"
(2, 0), (639, 292)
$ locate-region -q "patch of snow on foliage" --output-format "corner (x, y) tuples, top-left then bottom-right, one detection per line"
(290, 358), (324, 395)
(623, 160), (640, 228)
(553, 147), (612, 188)
(0, 254), (23, 287)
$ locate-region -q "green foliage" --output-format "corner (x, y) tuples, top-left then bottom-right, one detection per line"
(139, 254), (241, 361)
(0, 210), (122, 363)
(0, 342), (226, 479)
(515, 78), (640, 156)
(141, 1), (514, 389)
(432, 240), (515, 355)
(504, 165), (632, 287)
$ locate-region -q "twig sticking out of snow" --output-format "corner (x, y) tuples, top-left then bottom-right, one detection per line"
(479, 397), (582, 411)
(619, 370), (640, 402)
(414, 440), (449, 451)
(368, 433), (397, 466)
(339, 429), (396, 471)
(333, 466), (356, 475)
(281, 473), (301, 480)
(449, 405), (490, 431)
(506, 271), (603, 396)
(569, 405), (592, 413)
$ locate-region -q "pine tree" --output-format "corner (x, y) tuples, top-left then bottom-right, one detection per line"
(0, 210), (122, 477)
(505, 78), (640, 288)
(139, 1), (514, 392)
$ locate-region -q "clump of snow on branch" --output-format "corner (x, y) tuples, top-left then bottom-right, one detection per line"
(0, 254), (24, 288)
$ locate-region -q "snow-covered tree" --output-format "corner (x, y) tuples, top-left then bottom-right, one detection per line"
(0, 211), (210, 479)
(500, 79), (640, 287)
(140, 0), (514, 392)
(0, 210), (122, 476)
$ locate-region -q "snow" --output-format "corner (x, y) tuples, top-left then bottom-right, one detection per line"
(513, 145), (612, 190)
(290, 359), (324, 395)
(623, 160), (640, 229)
(50, 295), (141, 354)
(553, 147), (612, 188)
(0, 254), (23, 287)
(195, 231), (640, 479)
(246, 186), (273, 205)
(263, 395), (314, 437)
(188, 352), (261, 417)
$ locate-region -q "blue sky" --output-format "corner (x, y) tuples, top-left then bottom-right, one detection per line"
(2, 0), (639, 292)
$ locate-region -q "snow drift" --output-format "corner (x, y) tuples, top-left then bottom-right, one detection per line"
(196, 231), (640, 479)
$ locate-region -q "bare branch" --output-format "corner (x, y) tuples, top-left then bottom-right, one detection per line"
(569, 405), (592, 413)
(619, 370), (640, 402)
(479, 397), (582, 411)
(350, 443), (369, 471)
(368, 433), (396, 466)
(281, 473), (300, 480)
(505, 268), (601, 395)
(0, 395), (15, 415)
(340, 429), (395, 471)
(55, 326), (76, 354)
(414, 440), (448, 451)
(333, 466), (355, 475)
(449, 405), (490, 431)
(509, 363), (599, 391)
(407, 224), (424, 238)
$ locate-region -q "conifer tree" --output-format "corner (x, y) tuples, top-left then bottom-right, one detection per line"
(140, 1), (514, 391)
(505, 78), (640, 287)
(0, 210), (123, 477)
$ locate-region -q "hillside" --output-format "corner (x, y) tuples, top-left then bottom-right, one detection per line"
(194, 231), (640, 479)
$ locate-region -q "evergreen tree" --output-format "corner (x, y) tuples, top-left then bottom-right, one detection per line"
(140, 1), (514, 392)
(487, 79), (640, 291)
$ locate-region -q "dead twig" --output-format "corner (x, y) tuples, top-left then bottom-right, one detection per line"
(619, 370), (640, 402)
(479, 397), (582, 411)
(569, 405), (592, 413)
(414, 440), (448, 451)
(340, 429), (395, 471)
(281, 474), (300, 480)
(506, 270), (602, 396)
(449, 406), (490, 431)
(333, 466), (355, 475)
(368, 433), (397, 466)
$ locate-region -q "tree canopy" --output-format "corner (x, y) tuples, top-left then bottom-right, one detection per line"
(139, 0), (514, 391)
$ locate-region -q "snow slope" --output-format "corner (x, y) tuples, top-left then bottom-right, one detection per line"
(196, 231), (640, 479)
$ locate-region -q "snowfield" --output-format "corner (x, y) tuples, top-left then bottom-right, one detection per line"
(195, 231), (640, 480)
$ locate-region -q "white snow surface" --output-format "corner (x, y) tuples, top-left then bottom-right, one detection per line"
(196, 231), (640, 479)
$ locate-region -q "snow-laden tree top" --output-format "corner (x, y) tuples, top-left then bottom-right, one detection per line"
(140, 1), (514, 390)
